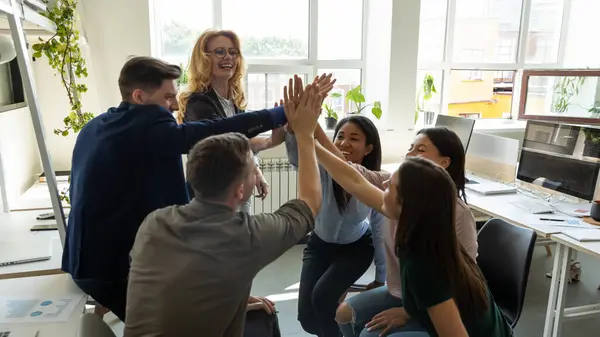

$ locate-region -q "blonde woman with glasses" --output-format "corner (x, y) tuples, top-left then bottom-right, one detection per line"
(178, 29), (286, 214)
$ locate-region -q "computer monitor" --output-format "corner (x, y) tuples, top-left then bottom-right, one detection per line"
(434, 115), (475, 153)
(517, 121), (600, 201)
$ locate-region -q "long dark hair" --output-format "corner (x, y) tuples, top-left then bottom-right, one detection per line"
(394, 157), (489, 319)
(332, 116), (382, 213)
(417, 127), (467, 203)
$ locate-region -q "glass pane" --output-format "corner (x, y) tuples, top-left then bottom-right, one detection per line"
(418, 0), (448, 63)
(266, 74), (309, 107)
(318, 69), (362, 116)
(447, 70), (515, 119)
(318, 0), (363, 60)
(453, 0), (523, 63)
(246, 74), (266, 111)
(525, 0), (564, 64)
(415, 70), (443, 124)
(561, 0), (600, 68)
(154, 0), (213, 64)
(246, 73), (309, 110)
(524, 75), (600, 118)
(222, 0), (309, 59)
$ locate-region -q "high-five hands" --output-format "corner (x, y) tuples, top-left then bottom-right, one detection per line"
(284, 84), (323, 137)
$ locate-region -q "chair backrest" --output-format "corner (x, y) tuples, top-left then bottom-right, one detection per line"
(477, 218), (536, 327)
(77, 313), (117, 337)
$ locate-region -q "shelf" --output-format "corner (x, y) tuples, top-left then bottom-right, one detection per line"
(0, 0), (55, 33)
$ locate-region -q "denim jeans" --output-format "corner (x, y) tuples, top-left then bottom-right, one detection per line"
(339, 286), (428, 337)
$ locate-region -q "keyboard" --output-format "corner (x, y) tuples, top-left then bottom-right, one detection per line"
(509, 199), (554, 214)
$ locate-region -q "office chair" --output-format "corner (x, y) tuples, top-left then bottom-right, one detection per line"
(477, 218), (536, 327)
(77, 313), (116, 337)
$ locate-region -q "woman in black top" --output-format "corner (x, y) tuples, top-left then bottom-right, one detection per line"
(177, 29), (286, 212)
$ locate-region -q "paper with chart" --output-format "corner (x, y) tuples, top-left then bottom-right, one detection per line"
(0, 296), (82, 323)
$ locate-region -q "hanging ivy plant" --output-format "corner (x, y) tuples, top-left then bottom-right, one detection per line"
(31, 0), (93, 136)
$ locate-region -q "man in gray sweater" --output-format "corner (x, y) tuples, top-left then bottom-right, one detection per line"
(124, 85), (324, 337)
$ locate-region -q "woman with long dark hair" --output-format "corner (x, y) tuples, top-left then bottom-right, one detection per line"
(336, 127), (478, 336)
(312, 146), (512, 337)
(285, 113), (388, 336)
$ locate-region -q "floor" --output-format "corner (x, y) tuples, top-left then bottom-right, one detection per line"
(103, 244), (600, 337)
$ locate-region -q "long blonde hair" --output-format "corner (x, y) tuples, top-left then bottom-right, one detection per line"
(177, 29), (247, 123)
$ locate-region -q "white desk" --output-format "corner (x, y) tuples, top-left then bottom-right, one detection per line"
(0, 211), (63, 279)
(543, 234), (600, 337)
(0, 274), (86, 336)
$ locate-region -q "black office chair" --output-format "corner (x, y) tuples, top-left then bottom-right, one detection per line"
(477, 218), (536, 328)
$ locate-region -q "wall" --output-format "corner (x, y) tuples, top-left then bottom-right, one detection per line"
(78, 0), (152, 111)
(0, 107), (42, 207)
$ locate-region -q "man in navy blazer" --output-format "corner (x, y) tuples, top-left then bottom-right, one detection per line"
(62, 56), (288, 321)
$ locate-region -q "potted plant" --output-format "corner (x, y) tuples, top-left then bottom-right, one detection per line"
(344, 85), (383, 120)
(322, 92), (341, 129)
(32, 0), (90, 203)
(415, 73), (437, 125)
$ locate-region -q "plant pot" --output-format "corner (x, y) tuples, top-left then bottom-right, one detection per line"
(583, 139), (600, 158)
(325, 117), (337, 130)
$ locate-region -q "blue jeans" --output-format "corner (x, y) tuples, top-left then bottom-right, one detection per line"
(339, 286), (428, 337)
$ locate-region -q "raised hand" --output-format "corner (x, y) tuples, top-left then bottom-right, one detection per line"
(312, 73), (336, 99)
(283, 75), (304, 106)
(284, 84), (322, 137)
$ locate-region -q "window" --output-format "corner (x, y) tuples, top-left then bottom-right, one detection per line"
(318, 69), (362, 115)
(453, 0), (523, 63)
(222, 0), (309, 59)
(417, 0), (585, 120)
(245, 73), (309, 111)
(318, 0), (363, 60)
(0, 59), (25, 112)
(153, 0), (367, 113)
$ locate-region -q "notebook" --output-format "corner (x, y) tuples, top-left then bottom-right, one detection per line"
(465, 181), (517, 195)
(562, 229), (600, 242)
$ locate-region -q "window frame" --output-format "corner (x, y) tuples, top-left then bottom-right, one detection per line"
(418, 0), (572, 118)
(151, 0), (368, 110)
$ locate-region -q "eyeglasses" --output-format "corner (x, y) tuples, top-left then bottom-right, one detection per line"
(207, 48), (240, 59)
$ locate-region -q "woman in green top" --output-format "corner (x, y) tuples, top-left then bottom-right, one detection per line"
(312, 145), (513, 337)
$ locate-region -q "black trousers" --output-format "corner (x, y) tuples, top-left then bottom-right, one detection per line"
(74, 278), (128, 322)
(297, 231), (374, 337)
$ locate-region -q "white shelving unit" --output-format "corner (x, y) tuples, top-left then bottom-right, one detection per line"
(0, 0), (66, 245)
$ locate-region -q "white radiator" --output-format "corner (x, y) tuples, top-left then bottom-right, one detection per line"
(253, 157), (298, 214)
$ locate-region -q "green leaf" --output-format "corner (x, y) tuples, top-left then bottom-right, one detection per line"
(332, 112), (338, 120)
(345, 86), (366, 104)
(371, 101), (382, 119)
(62, 130), (69, 136)
(33, 51), (42, 58)
(330, 92), (342, 98)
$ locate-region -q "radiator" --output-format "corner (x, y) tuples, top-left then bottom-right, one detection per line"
(253, 157), (298, 214)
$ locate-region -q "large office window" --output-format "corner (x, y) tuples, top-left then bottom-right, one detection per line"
(417, 0), (600, 120)
(152, 0), (366, 115)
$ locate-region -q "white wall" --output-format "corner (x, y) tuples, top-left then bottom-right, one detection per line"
(0, 107), (42, 207)
(78, 0), (153, 111)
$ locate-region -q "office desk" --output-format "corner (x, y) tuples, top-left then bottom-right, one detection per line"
(543, 234), (600, 337)
(0, 211), (63, 279)
(0, 274), (86, 336)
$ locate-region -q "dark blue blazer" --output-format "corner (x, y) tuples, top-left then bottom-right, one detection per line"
(62, 102), (286, 279)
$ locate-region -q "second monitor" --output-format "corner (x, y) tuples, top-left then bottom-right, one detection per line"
(434, 115), (476, 153)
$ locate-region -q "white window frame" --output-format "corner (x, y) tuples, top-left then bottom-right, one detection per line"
(418, 0), (572, 118)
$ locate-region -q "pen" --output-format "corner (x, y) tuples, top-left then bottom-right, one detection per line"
(540, 218), (565, 222)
